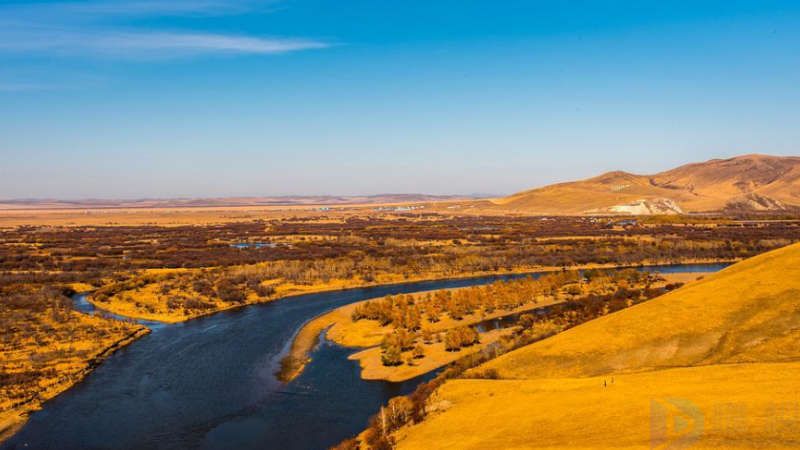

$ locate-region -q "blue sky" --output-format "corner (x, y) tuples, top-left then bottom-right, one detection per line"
(2, 0), (800, 199)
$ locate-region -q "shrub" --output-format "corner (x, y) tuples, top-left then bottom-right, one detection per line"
(381, 344), (403, 366)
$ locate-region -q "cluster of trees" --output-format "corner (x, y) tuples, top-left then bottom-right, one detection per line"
(378, 325), (481, 366)
(353, 272), (582, 330)
(343, 275), (686, 449)
(380, 329), (424, 366)
(356, 269), (663, 367)
(443, 326), (480, 352)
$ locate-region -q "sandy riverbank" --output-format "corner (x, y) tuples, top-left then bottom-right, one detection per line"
(282, 270), (708, 383)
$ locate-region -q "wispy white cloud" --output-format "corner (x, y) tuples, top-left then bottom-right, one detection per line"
(0, 26), (330, 56)
(0, 0), (328, 58)
(103, 32), (330, 54)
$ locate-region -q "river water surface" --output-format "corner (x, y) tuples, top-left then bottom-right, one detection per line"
(2, 264), (727, 450)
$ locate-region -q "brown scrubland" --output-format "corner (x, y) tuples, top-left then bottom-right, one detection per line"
(3, 214), (796, 322)
(2, 209), (800, 445)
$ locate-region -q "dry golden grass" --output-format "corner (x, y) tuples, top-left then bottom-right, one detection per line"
(494, 170), (687, 214)
(0, 205), (313, 227)
(394, 243), (800, 449)
(397, 362), (800, 450)
(91, 282), (203, 323)
(0, 201), (456, 227)
(478, 243), (800, 379)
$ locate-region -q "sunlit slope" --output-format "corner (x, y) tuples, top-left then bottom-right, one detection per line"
(479, 242), (800, 379)
(495, 154), (800, 214)
(494, 170), (690, 214)
(396, 243), (800, 449)
(653, 154), (800, 211)
(397, 362), (800, 450)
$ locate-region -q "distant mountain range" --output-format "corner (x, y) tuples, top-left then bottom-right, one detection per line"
(0, 194), (479, 210)
(493, 154), (800, 214)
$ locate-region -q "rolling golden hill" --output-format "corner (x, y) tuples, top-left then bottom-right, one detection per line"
(394, 242), (800, 449)
(494, 154), (800, 214)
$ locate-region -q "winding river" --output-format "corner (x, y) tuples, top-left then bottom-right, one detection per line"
(2, 264), (727, 450)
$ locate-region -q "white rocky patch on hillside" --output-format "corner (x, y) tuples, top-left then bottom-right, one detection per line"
(604, 198), (684, 215)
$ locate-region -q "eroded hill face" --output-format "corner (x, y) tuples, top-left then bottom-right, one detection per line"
(495, 154), (800, 214)
(395, 243), (800, 450)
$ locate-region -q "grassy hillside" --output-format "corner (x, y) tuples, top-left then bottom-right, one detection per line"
(494, 170), (691, 214)
(394, 243), (800, 449)
(653, 154), (800, 211)
(397, 362), (800, 450)
(477, 241), (800, 379)
(494, 154), (800, 214)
